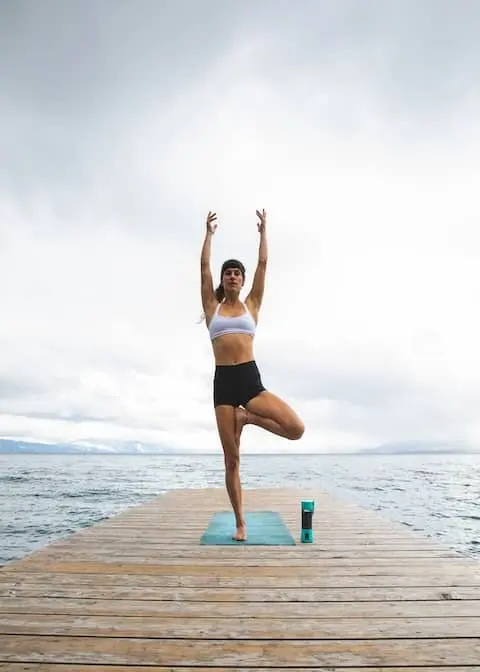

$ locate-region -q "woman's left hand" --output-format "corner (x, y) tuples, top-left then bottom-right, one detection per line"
(256, 208), (267, 234)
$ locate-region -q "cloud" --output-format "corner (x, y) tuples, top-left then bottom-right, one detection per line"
(1, 1), (480, 452)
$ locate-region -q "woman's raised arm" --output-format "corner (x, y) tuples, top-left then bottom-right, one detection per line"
(246, 208), (268, 312)
(200, 211), (218, 316)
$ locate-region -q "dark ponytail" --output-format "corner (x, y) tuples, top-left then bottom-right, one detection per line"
(215, 284), (225, 303)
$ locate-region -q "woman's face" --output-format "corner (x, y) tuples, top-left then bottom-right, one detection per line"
(222, 267), (244, 290)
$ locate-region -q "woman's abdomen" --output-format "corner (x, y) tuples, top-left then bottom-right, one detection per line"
(212, 333), (255, 365)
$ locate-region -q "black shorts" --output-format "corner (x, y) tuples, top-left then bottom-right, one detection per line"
(213, 360), (266, 407)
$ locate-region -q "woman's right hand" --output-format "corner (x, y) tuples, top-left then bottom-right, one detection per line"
(206, 211), (217, 234)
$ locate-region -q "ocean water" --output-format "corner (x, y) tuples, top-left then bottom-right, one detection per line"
(1, 452), (479, 566)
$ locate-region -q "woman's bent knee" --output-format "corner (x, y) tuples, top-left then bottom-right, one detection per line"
(287, 418), (305, 440)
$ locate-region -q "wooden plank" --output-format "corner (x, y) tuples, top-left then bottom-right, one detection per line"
(0, 583), (477, 601)
(80, 523), (428, 532)
(1, 613), (480, 639)
(7, 559), (478, 576)
(18, 549), (462, 562)
(2, 596), (479, 618)
(31, 539), (445, 550)
(11, 537), (451, 552)
(2, 570), (479, 587)
(1, 667), (477, 672)
(11, 557), (470, 569)
(1, 635), (480, 666)
(74, 526), (438, 538)
(73, 527), (437, 539)
(35, 545), (457, 556)
(28, 539), (445, 551)
(6, 564), (478, 580)
(54, 532), (440, 541)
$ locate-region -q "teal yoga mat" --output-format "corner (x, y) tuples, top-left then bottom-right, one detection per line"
(200, 510), (296, 545)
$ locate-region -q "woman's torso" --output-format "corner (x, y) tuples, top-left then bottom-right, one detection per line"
(206, 300), (258, 365)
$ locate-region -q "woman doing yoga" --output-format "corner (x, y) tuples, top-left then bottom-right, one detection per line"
(200, 208), (305, 541)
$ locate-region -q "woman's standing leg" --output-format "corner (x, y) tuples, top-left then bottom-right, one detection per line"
(215, 405), (247, 541)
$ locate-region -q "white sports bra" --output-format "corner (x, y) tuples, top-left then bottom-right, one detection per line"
(208, 302), (256, 341)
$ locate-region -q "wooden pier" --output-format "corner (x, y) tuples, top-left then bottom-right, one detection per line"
(0, 486), (479, 670)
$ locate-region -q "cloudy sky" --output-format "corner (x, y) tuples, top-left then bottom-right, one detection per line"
(1, 0), (479, 453)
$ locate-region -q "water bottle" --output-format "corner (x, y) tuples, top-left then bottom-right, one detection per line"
(301, 499), (315, 543)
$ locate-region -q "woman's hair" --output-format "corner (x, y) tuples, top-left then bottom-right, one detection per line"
(214, 284), (225, 302)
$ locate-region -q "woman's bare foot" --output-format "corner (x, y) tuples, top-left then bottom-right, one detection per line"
(234, 406), (248, 446)
(233, 521), (247, 542)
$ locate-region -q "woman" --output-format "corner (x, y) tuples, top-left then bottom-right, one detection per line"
(200, 208), (305, 541)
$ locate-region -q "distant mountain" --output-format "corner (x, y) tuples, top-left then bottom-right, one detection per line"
(360, 440), (476, 455)
(0, 438), (182, 455)
(1, 437), (477, 456)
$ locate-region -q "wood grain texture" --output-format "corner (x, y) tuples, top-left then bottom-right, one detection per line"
(1, 613), (480, 638)
(0, 583), (478, 601)
(1, 597), (479, 618)
(0, 667), (478, 672)
(2, 570), (479, 587)
(1, 486), (479, 670)
(1, 635), (480, 666)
